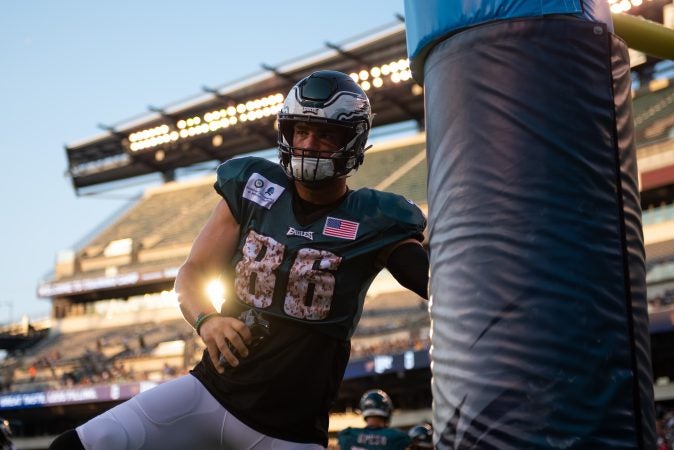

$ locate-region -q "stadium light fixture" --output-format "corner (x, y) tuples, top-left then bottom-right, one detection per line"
(349, 57), (415, 92)
(70, 153), (132, 177)
(126, 93), (284, 154)
(126, 60), (418, 155)
(608, 0), (653, 13)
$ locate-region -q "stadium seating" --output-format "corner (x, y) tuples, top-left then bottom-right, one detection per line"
(632, 81), (674, 145)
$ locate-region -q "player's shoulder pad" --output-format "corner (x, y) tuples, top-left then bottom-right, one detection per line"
(354, 188), (426, 228)
(337, 427), (359, 441)
(392, 427), (412, 439)
(216, 156), (280, 186)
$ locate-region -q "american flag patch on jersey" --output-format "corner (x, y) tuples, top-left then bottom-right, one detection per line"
(323, 216), (359, 240)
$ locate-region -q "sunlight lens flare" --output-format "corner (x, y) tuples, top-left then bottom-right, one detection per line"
(206, 279), (226, 310)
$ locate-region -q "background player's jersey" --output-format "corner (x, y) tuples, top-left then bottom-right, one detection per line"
(214, 156), (426, 340)
(338, 426), (411, 450)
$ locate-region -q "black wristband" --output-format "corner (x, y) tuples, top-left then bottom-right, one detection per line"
(194, 312), (221, 336)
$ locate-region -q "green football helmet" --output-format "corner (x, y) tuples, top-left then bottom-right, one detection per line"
(408, 423), (433, 448)
(359, 389), (393, 421)
(277, 70), (372, 183)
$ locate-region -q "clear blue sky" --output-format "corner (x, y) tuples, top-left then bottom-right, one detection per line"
(0, 1), (405, 322)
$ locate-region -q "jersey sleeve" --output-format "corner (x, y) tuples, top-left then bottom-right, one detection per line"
(337, 428), (356, 450)
(213, 157), (254, 222)
(379, 192), (427, 243)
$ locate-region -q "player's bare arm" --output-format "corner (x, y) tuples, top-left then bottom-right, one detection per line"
(174, 199), (252, 372)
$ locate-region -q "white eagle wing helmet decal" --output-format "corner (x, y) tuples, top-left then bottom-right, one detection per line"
(277, 70), (373, 183)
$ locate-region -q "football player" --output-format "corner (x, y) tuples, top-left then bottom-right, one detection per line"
(338, 389), (411, 450)
(49, 70), (429, 449)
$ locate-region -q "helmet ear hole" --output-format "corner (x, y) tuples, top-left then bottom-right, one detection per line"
(279, 121), (295, 146)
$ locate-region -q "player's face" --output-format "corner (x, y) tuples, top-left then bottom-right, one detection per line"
(292, 122), (347, 155)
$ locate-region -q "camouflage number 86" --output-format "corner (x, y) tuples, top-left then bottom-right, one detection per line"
(234, 230), (342, 320)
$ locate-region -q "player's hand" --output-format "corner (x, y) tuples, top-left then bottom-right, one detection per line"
(199, 315), (252, 373)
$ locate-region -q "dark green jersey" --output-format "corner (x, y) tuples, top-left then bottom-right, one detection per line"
(338, 426), (412, 450)
(191, 156), (426, 446)
(215, 156), (425, 340)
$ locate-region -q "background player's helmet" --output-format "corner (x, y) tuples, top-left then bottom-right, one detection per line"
(359, 389), (393, 421)
(277, 70), (372, 183)
(408, 423), (433, 448)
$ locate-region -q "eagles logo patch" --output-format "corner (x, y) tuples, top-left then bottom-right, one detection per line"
(287, 227), (314, 240)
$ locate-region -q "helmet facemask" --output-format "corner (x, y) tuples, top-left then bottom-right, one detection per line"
(277, 70), (372, 184)
(278, 118), (368, 183)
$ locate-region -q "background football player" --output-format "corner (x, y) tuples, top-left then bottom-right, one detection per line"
(49, 70), (429, 450)
(338, 389), (412, 450)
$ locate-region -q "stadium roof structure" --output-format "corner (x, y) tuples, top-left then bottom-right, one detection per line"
(65, 20), (425, 194)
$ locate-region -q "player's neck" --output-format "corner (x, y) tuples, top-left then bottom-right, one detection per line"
(294, 178), (348, 205)
(365, 418), (388, 428)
